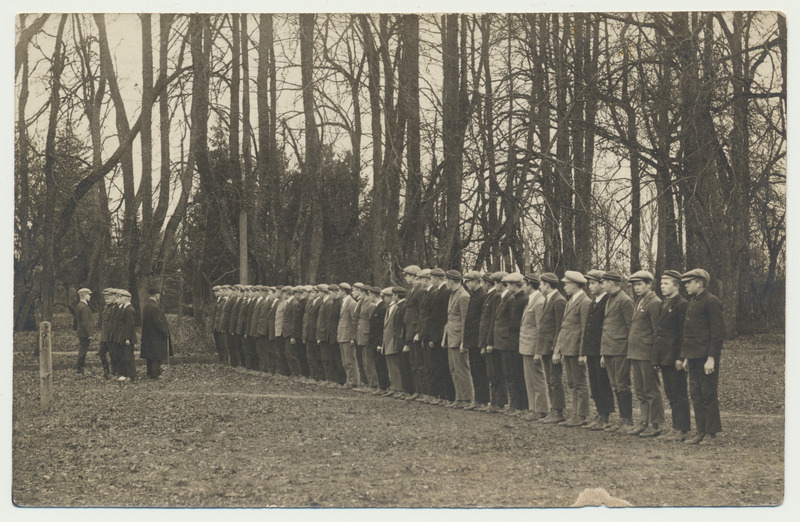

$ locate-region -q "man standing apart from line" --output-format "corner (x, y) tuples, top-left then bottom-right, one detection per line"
(74, 288), (94, 375)
(97, 288), (116, 378)
(140, 284), (173, 379)
(679, 268), (724, 445)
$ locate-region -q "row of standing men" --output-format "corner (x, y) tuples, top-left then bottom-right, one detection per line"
(210, 265), (723, 445)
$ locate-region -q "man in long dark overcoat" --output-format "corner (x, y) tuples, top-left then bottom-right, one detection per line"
(140, 284), (173, 379)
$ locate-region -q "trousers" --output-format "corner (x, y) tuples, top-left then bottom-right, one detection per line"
(541, 354), (565, 411)
(587, 355), (615, 415)
(687, 357), (722, 434)
(522, 354), (549, 413)
(447, 347), (474, 402)
(630, 359), (666, 426)
(563, 355), (590, 418)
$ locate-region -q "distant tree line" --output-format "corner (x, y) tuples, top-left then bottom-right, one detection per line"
(14, 12), (785, 336)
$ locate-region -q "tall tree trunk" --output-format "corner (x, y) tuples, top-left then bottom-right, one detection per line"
(400, 14), (423, 263)
(41, 14), (67, 323)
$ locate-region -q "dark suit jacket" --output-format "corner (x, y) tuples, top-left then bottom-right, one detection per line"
(212, 297), (225, 332)
(493, 291), (527, 351)
(118, 304), (138, 346)
(316, 297), (333, 343)
(228, 298), (243, 334)
(581, 293), (609, 357)
(247, 298), (266, 337)
(140, 298), (172, 360)
(267, 298), (279, 341)
(369, 300), (387, 348)
(653, 294), (688, 366)
(416, 287), (434, 342)
(100, 303), (115, 343)
(427, 284), (451, 345)
(600, 290), (634, 356)
(535, 291), (567, 355)
(463, 286), (486, 349)
(282, 297), (299, 339)
(220, 297), (236, 334)
(255, 298), (271, 337)
(305, 297), (322, 342)
(403, 285), (425, 343)
(680, 290), (724, 360)
(328, 297), (342, 344)
(75, 300), (94, 339)
(393, 299), (407, 349)
(479, 288), (501, 349)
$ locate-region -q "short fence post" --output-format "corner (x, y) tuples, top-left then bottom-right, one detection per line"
(38, 321), (53, 413)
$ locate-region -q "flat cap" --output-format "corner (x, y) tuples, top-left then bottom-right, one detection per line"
(304, 285), (314, 292)
(353, 282), (366, 290)
(403, 265), (421, 276)
(380, 287), (394, 296)
(234, 284), (245, 289)
(584, 270), (605, 283)
(602, 270), (623, 282)
(430, 268), (446, 278)
(482, 273), (493, 283)
(393, 286), (407, 297)
(681, 268), (710, 283)
(491, 271), (509, 282)
(370, 286), (382, 295)
(212, 285), (221, 291)
(540, 272), (560, 285)
(463, 270), (482, 282)
(119, 290), (132, 298)
(661, 270), (683, 282)
(328, 284), (340, 292)
(78, 287), (92, 294)
(417, 269), (431, 278)
(102, 288), (114, 295)
(524, 273), (540, 284)
(628, 270), (655, 283)
(294, 286), (305, 293)
(339, 282), (352, 291)
(316, 283), (329, 292)
(445, 269), (462, 280)
(561, 270), (587, 285)
(502, 273), (524, 284)
(148, 284), (162, 295)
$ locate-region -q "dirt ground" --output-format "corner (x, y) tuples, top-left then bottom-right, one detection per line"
(12, 335), (784, 508)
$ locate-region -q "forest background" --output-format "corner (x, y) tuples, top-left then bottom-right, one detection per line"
(9, 1), (787, 341)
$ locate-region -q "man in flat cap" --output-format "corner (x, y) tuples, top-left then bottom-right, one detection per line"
(253, 287), (272, 373)
(480, 271), (509, 411)
(582, 271), (615, 430)
(226, 286), (245, 368)
(211, 286), (228, 364)
(328, 284), (346, 385)
(97, 289), (116, 378)
(74, 288), (94, 375)
(492, 273), (528, 414)
(220, 286), (238, 366)
(350, 283), (369, 387)
(626, 271), (666, 437)
(316, 285), (336, 383)
(379, 287), (403, 396)
(140, 284), (173, 379)
(355, 284), (378, 389)
(281, 286), (301, 377)
(554, 271), (592, 427)
(117, 290), (138, 382)
(654, 270), (690, 441)
(303, 286), (323, 381)
(427, 268), (454, 403)
(679, 268), (724, 445)
(600, 270), (635, 431)
(463, 271), (489, 408)
(519, 274), (548, 419)
(369, 286), (390, 392)
(443, 270), (475, 409)
(414, 269), (436, 402)
(402, 265), (425, 399)
(536, 273), (567, 423)
(337, 283), (360, 387)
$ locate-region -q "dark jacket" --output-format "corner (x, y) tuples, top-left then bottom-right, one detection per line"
(118, 304), (138, 346)
(220, 297), (236, 334)
(463, 286), (487, 349)
(427, 284), (451, 345)
(368, 300), (387, 348)
(492, 290), (527, 351)
(316, 297), (334, 343)
(581, 293), (608, 357)
(403, 285), (425, 342)
(283, 297), (299, 339)
(680, 290), (724, 360)
(75, 300), (94, 339)
(328, 296), (342, 344)
(393, 299), (407, 346)
(305, 297), (323, 342)
(479, 288), (501, 349)
(535, 291), (567, 355)
(100, 303), (115, 343)
(416, 287), (434, 342)
(140, 297), (172, 361)
(653, 294), (688, 366)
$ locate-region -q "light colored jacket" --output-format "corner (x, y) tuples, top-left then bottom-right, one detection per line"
(443, 286), (470, 348)
(554, 290), (591, 356)
(382, 302), (398, 355)
(518, 291), (545, 356)
(337, 295), (357, 344)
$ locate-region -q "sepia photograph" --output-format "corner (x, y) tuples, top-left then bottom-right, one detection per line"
(7, 0), (789, 513)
